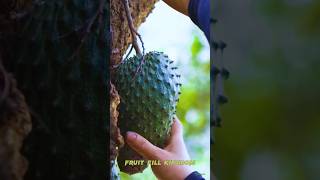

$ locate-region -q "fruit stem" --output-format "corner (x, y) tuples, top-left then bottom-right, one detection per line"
(121, 0), (143, 56)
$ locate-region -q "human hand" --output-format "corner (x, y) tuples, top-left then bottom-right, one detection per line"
(125, 116), (194, 180)
(163, 0), (190, 16)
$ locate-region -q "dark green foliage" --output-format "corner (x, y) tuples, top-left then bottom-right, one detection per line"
(2, 0), (109, 179)
(114, 51), (181, 174)
(213, 1), (320, 179)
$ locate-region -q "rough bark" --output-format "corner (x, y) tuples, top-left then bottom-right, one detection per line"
(110, 0), (158, 66)
(0, 61), (32, 180)
(110, 0), (158, 161)
(0, 1), (32, 180)
(0, 0), (32, 33)
(110, 82), (123, 160)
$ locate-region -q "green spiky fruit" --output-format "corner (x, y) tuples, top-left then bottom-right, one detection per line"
(114, 51), (181, 174)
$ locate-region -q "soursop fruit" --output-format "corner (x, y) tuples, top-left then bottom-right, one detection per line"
(113, 51), (181, 174)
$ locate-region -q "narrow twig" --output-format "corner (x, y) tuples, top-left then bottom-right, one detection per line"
(110, 45), (134, 69)
(121, 0), (142, 56)
(121, 0), (147, 80)
(57, 25), (84, 40)
(0, 56), (10, 108)
(132, 57), (145, 79)
(136, 32), (145, 56)
(66, 0), (106, 62)
(124, 44), (134, 61)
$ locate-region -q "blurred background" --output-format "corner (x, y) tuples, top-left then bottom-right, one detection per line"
(213, 0), (320, 180)
(119, 1), (211, 179)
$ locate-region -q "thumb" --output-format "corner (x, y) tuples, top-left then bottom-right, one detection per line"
(165, 117), (186, 152)
(170, 117), (184, 139)
(166, 117), (184, 145)
(126, 131), (165, 160)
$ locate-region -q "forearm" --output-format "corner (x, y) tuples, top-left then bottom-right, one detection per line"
(163, 0), (190, 16)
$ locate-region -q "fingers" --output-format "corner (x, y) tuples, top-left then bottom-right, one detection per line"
(126, 131), (165, 160)
(171, 116), (183, 137)
(126, 117), (185, 159)
(167, 117), (183, 145)
(165, 117), (185, 152)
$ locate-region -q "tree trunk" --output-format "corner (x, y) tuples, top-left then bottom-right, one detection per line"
(1, 0), (159, 178)
(1, 0), (109, 179)
(110, 0), (158, 161)
(0, 1), (32, 180)
(0, 61), (32, 180)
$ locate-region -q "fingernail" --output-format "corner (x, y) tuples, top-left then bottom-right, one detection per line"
(126, 131), (137, 141)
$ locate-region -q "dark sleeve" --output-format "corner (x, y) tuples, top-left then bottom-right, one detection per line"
(188, 0), (210, 41)
(185, 171), (206, 180)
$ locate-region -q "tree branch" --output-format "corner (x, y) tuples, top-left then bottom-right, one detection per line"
(121, 0), (142, 56)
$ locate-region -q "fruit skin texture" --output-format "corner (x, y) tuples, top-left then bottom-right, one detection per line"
(114, 51), (181, 174)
